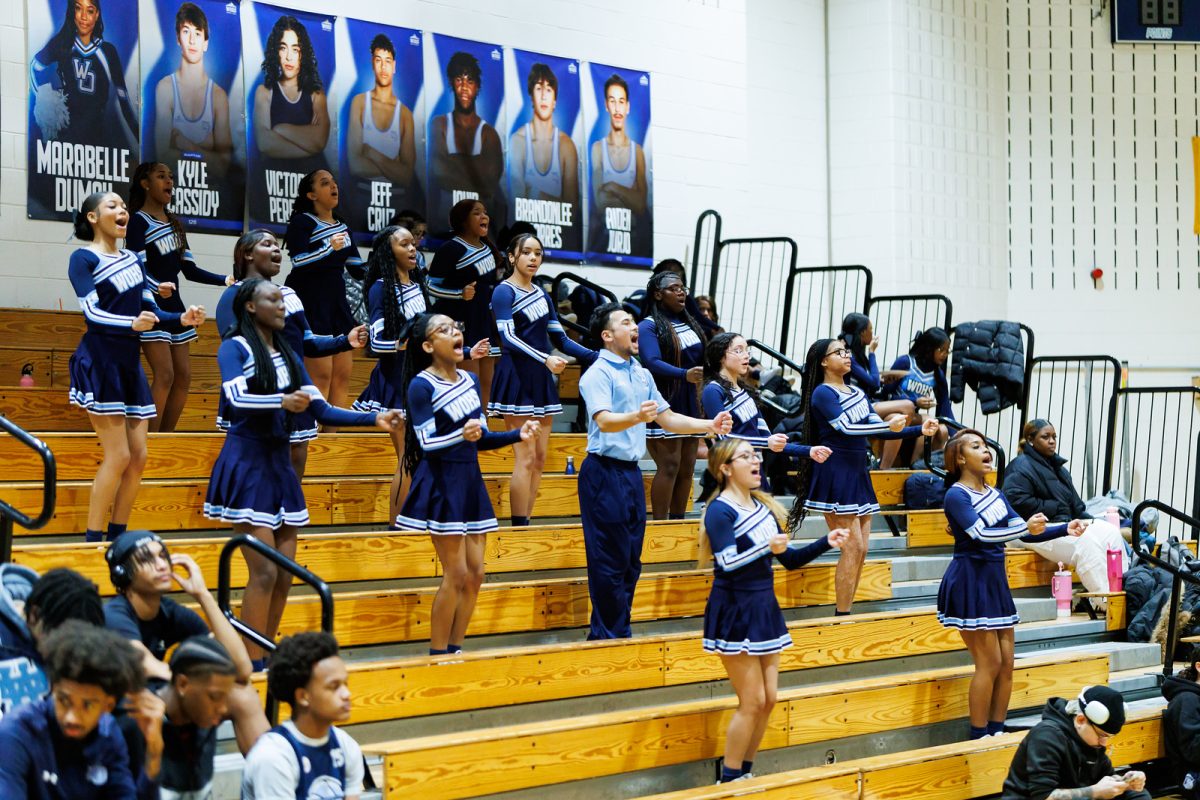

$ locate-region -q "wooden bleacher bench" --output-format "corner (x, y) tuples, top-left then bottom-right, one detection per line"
(1076, 591), (1129, 631)
(361, 652), (1109, 799)
(634, 703), (1166, 799)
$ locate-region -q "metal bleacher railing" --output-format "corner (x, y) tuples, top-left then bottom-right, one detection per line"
(0, 415), (55, 564)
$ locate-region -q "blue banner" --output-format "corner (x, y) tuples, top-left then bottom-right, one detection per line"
(335, 19), (423, 244)
(504, 48), (583, 261)
(26, 0), (140, 221)
(583, 62), (653, 267)
(243, 1), (337, 231)
(424, 33), (505, 242)
(140, 0), (244, 234)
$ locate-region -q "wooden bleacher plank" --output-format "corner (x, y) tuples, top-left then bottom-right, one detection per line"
(634, 765), (861, 800)
(0, 432), (589, 481)
(1005, 549), (1073, 589)
(0, 346), (57, 387)
(906, 509), (951, 547)
(0, 307), (225, 354)
(365, 653), (1107, 799)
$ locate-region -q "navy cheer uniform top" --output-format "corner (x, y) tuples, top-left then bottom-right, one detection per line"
(67, 248), (182, 418)
(489, 280), (596, 417)
(396, 370), (521, 534)
(283, 213), (364, 337)
(203, 336), (377, 529)
(702, 497), (832, 655)
(353, 278), (428, 413)
(804, 384), (923, 516)
(637, 314), (705, 437)
(125, 210), (225, 345)
(428, 237), (500, 354)
(884, 354), (953, 419)
(701, 381), (812, 460)
(937, 483), (1069, 630)
(848, 351), (881, 397)
(215, 281), (353, 442)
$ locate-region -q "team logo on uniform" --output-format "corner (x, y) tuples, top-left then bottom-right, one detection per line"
(73, 59), (96, 94)
(86, 764), (108, 785)
(306, 775), (344, 799)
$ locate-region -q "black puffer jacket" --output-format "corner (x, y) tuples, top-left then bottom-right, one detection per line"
(1163, 673), (1200, 789)
(1001, 697), (1147, 800)
(1124, 560), (1172, 643)
(1002, 449), (1090, 522)
(949, 320), (1025, 413)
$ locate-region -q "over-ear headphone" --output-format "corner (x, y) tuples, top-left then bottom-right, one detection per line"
(105, 532), (166, 592)
(1078, 688), (1110, 726)
(106, 545), (132, 592)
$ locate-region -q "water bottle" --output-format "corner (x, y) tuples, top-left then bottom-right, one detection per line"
(1104, 506), (1121, 529)
(1107, 548), (1124, 592)
(1051, 562), (1073, 618)
(565, 456), (576, 476)
(18, 363), (34, 388)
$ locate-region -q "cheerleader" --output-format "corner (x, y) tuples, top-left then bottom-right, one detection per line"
(839, 313), (917, 469)
(699, 437), (848, 782)
(700, 332), (831, 493)
(127, 161), (232, 432)
(786, 338), (939, 615)
(283, 169), (364, 424)
(938, 429), (1084, 739)
(427, 199), (500, 408)
(639, 271), (707, 519)
(396, 313), (538, 655)
(67, 192), (205, 542)
(215, 230), (367, 478)
(353, 226), (489, 525)
(205, 278), (400, 663)
(489, 232), (597, 526)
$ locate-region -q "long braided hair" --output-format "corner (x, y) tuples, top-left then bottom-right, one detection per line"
(364, 226), (428, 347)
(128, 162), (188, 249)
(399, 313), (437, 476)
(644, 271), (706, 398)
(232, 279), (303, 394)
(785, 338), (836, 532)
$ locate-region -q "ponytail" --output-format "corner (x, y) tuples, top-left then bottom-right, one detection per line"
(73, 192), (107, 241)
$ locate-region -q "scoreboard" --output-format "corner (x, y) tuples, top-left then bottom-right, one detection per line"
(1112, 0), (1200, 42)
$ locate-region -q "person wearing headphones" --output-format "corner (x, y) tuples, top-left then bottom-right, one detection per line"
(1001, 684), (1149, 800)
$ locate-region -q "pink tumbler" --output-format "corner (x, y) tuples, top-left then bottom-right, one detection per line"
(1107, 548), (1124, 592)
(1051, 562), (1072, 617)
(1105, 506), (1121, 529)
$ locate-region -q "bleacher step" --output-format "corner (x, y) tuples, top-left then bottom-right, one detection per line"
(1016, 641), (1163, 673)
(890, 555), (952, 581)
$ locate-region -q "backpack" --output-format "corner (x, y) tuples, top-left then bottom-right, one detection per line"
(903, 473), (946, 510)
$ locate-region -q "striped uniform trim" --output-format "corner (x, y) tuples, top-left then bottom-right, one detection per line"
(351, 399), (406, 418)
(394, 514), (499, 536)
(702, 632), (793, 656)
(486, 400), (563, 418)
(803, 499), (881, 517)
(646, 427), (705, 440)
(937, 612), (1020, 631)
(202, 503), (310, 530)
(139, 327), (198, 345)
(68, 389), (156, 419)
(214, 416), (318, 442)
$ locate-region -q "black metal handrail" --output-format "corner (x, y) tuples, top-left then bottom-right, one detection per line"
(923, 417), (1008, 484)
(0, 415), (56, 563)
(745, 338), (804, 375)
(1130, 500), (1200, 677)
(549, 271), (619, 338)
(779, 264), (872, 356)
(864, 293), (954, 334)
(216, 534), (335, 652)
(690, 209), (722, 298)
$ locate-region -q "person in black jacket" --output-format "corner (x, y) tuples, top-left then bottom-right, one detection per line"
(1003, 419), (1129, 604)
(1001, 685), (1148, 800)
(1164, 646), (1200, 797)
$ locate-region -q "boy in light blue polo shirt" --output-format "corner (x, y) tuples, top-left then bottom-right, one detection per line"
(578, 303), (732, 639)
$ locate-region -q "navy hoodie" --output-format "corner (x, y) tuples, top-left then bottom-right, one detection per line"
(1164, 673), (1200, 789)
(0, 564), (47, 719)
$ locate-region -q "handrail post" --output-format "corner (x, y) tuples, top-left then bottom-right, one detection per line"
(1165, 572), (1183, 678)
(0, 414), (58, 561)
(0, 515), (11, 566)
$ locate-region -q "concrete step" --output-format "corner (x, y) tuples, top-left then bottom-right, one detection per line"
(891, 554), (952, 581)
(1016, 640), (1163, 673)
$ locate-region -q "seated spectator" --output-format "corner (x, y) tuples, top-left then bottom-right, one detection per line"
(0, 620), (164, 799)
(1163, 646), (1200, 798)
(1000, 685), (1148, 800)
(242, 632), (364, 799)
(0, 566), (104, 718)
(694, 294), (719, 328)
(159, 636), (268, 799)
(881, 326), (953, 460)
(840, 312), (917, 469)
(1003, 419), (1128, 605)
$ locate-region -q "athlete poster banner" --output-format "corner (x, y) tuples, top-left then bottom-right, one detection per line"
(425, 33), (505, 241)
(335, 19), (423, 244)
(243, 2), (337, 230)
(583, 62), (653, 267)
(140, 0), (244, 234)
(504, 49), (583, 262)
(26, 0), (140, 221)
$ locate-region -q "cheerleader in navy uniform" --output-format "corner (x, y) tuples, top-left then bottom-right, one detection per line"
(206, 278), (400, 663)
(882, 326), (954, 459)
(353, 226), (490, 526)
(397, 313), (538, 655)
(701, 333), (831, 492)
(700, 437), (849, 783)
(126, 162), (232, 432)
(786, 338), (939, 615)
(68, 192), (206, 543)
(490, 232), (597, 526)
(283, 170), (365, 423)
(639, 271), (708, 519)
(428, 199), (500, 408)
(215, 230), (368, 478)
(938, 429), (1085, 739)
(839, 313), (918, 469)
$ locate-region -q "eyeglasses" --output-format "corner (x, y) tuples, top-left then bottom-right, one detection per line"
(728, 346), (749, 356)
(430, 320), (466, 337)
(826, 348), (851, 358)
(659, 283), (688, 294)
(731, 451), (764, 463)
(1088, 721), (1114, 743)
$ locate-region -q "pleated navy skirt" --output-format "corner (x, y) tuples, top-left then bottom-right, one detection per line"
(68, 333), (155, 419)
(937, 556), (1020, 630)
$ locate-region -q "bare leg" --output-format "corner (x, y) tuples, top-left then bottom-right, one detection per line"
(110, 418), (149, 526)
(959, 628), (1003, 729)
(828, 512), (865, 613)
(430, 535), (467, 650)
(158, 343), (192, 432)
(719, 654), (769, 773)
(264, 524), (299, 644)
(236, 522), (283, 661)
(85, 414), (133, 532)
(505, 414), (550, 520)
(326, 350), (354, 413)
(671, 437), (699, 516)
(141, 340), (173, 433)
(448, 533), (487, 648)
(476, 357), (494, 411)
(647, 438), (682, 520)
(874, 400), (915, 469)
(289, 442), (309, 480)
(988, 628), (1016, 724)
(744, 654), (781, 764)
